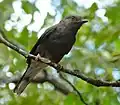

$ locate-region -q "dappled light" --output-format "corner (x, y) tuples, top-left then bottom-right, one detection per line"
(0, 0), (120, 105)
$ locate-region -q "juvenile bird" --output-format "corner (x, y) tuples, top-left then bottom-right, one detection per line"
(14, 15), (88, 95)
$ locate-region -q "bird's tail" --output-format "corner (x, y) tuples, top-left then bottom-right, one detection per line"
(14, 79), (30, 95)
(13, 66), (30, 95)
(14, 61), (46, 95)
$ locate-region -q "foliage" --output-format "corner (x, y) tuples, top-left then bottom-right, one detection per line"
(0, 0), (120, 105)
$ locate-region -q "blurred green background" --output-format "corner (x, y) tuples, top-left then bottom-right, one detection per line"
(0, 0), (120, 105)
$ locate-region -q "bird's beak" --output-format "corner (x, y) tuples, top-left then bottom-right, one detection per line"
(81, 16), (88, 24)
(81, 19), (88, 24)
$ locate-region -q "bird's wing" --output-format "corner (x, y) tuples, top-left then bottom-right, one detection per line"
(27, 25), (57, 64)
(14, 26), (57, 94)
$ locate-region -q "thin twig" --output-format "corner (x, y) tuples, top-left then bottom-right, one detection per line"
(59, 73), (88, 105)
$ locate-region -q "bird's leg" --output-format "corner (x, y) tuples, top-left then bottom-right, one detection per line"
(35, 54), (41, 61)
(56, 63), (63, 73)
(35, 54), (51, 64)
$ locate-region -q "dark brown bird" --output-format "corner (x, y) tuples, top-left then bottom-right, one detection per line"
(14, 15), (88, 95)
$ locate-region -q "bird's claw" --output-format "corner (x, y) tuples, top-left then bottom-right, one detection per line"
(35, 54), (41, 61)
(57, 64), (63, 73)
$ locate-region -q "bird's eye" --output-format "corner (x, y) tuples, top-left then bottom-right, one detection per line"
(64, 16), (77, 21)
(71, 16), (78, 21)
(71, 16), (75, 19)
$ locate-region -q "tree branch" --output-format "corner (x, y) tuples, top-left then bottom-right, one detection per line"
(0, 29), (28, 57)
(2, 70), (71, 95)
(1, 30), (120, 89)
(1, 30), (120, 88)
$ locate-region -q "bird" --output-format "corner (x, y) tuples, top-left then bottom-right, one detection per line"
(14, 15), (88, 95)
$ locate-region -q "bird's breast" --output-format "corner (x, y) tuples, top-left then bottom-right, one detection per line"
(43, 29), (76, 62)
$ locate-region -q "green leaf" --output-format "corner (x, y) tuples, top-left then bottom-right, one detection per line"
(0, 44), (9, 65)
(106, 2), (120, 25)
(64, 93), (83, 105)
(22, 1), (38, 14)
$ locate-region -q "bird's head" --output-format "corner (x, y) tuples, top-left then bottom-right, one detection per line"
(62, 15), (88, 27)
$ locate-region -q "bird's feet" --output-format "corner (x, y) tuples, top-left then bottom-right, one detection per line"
(56, 64), (63, 73)
(35, 54), (41, 61)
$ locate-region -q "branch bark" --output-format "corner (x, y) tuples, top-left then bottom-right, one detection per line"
(1, 30), (120, 88)
(4, 70), (71, 95)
